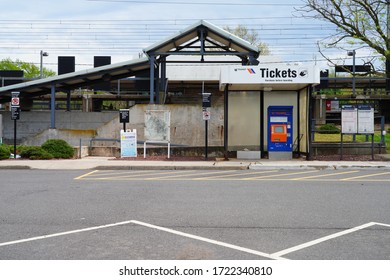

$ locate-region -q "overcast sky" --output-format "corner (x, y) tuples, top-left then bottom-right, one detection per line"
(0, 0), (371, 72)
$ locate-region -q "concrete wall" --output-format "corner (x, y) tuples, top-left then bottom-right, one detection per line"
(1, 111), (117, 145)
(96, 104), (225, 146)
(0, 105), (225, 147)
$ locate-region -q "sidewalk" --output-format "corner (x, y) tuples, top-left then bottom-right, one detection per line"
(1, 155), (390, 170)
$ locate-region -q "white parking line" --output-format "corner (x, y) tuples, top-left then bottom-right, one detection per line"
(3, 219), (388, 259)
(130, 220), (287, 260)
(373, 222), (390, 228)
(0, 220), (134, 248)
(0, 219), (286, 260)
(270, 222), (377, 258)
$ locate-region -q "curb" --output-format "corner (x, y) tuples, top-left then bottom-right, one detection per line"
(0, 166), (31, 170)
(94, 165), (250, 171)
(249, 164), (390, 170)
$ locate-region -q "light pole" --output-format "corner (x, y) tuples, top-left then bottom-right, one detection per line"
(347, 50), (356, 97)
(40, 50), (49, 79)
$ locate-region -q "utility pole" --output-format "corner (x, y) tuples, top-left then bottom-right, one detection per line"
(40, 50), (49, 79)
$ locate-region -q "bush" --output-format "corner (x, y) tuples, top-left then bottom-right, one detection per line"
(317, 124), (341, 134)
(41, 139), (74, 159)
(0, 145), (10, 160)
(20, 146), (53, 160)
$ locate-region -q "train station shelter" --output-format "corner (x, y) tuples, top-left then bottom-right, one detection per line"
(0, 20), (320, 159)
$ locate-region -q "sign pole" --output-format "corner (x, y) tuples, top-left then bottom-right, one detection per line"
(205, 119), (208, 160)
(10, 92), (20, 159)
(202, 92), (211, 160)
(13, 119), (17, 159)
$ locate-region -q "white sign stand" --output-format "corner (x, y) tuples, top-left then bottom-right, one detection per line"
(120, 129), (137, 158)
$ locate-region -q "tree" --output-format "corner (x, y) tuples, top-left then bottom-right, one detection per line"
(297, 0), (389, 89)
(0, 58), (55, 78)
(224, 25), (270, 55)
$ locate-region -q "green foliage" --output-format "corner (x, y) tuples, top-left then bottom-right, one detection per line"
(224, 25), (270, 55)
(41, 139), (74, 159)
(20, 146), (53, 160)
(0, 58), (56, 78)
(0, 145), (10, 160)
(317, 123), (341, 134)
(300, 0), (389, 75)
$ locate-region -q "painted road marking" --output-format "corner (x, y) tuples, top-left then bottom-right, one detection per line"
(291, 170), (360, 181)
(74, 170), (99, 180)
(2, 219), (389, 259)
(340, 171), (390, 181)
(75, 170), (390, 182)
(130, 220), (287, 260)
(83, 170), (194, 180)
(374, 222), (390, 228)
(270, 222), (379, 258)
(193, 170), (279, 180)
(85, 170), (155, 177)
(243, 170), (319, 180)
(145, 170), (238, 180)
(0, 219), (286, 260)
(0, 220), (134, 248)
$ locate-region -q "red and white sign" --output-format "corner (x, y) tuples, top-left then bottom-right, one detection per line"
(202, 108), (211, 120)
(11, 97), (20, 107)
(326, 100), (340, 111)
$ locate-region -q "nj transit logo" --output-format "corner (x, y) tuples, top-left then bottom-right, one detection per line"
(247, 68), (256, 74)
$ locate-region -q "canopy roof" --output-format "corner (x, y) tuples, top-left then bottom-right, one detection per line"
(144, 20), (260, 61)
(0, 20), (261, 102)
(0, 57), (150, 102)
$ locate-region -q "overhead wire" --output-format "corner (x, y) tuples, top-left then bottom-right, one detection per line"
(0, 15), (344, 66)
(86, 0), (300, 6)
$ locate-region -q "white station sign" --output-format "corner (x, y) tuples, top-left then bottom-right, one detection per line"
(220, 64), (320, 90)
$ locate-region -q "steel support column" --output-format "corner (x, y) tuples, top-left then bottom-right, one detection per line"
(307, 86), (313, 160)
(260, 90), (264, 158)
(223, 85), (229, 160)
(149, 55), (155, 104)
(50, 83), (56, 129)
(297, 89), (301, 157)
(160, 56), (167, 102)
(66, 91), (71, 111)
(155, 62), (160, 104)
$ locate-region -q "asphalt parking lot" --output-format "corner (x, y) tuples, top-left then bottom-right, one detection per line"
(0, 169), (389, 260)
(75, 168), (390, 182)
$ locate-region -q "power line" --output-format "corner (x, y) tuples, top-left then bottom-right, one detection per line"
(87, 0), (300, 6)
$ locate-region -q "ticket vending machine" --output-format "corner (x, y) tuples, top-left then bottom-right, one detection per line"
(268, 106), (293, 160)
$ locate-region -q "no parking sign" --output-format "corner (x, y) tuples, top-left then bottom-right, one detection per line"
(11, 97), (20, 107)
(11, 92), (20, 121)
(202, 108), (211, 120)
